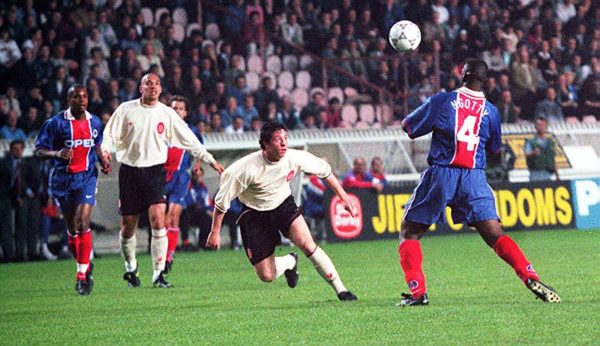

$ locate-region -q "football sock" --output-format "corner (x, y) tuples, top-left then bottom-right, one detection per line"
(493, 235), (540, 283)
(308, 247), (347, 294)
(274, 253), (296, 279)
(76, 229), (92, 274)
(151, 228), (168, 282)
(120, 233), (137, 272)
(166, 227), (180, 262)
(67, 232), (79, 258)
(399, 240), (427, 298)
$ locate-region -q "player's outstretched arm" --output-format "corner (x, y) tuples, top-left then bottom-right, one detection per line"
(210, 161), (225, 174)
(36, 147), (72, 161)
(324, 174), (357, 217)
(206, 208), (225, 250)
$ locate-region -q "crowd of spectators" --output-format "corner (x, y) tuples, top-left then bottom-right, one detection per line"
(1, 0), (600, 143)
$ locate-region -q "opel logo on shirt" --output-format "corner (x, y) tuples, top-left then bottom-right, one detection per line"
(64, 139), (95, 148)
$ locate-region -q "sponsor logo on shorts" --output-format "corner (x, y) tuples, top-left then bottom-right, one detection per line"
(85, 194), (93, 199)
(286, 170), (295, 182)
(329, 193), (363, 239)
(157, 122), (165, 134)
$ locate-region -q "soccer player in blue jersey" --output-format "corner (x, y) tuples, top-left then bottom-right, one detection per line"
(35, 85), (111, 295)
(397, 60), (560, 306)
(163, 96), (198, 274)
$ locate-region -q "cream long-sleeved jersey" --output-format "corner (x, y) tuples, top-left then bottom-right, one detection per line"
(214, 149), (332, 212)
(101, 99), (216, 167)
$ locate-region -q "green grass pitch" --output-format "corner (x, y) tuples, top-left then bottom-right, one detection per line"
(1, 229), (599, 345)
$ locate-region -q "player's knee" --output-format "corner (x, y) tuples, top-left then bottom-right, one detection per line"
(257, 271), (275, 282)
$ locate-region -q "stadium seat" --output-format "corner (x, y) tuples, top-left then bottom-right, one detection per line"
(299, 54), (313, 69)
(327, 86), (344, 103)
(565, 116), (579, 124)
(282, 55), (298, 72)
(359, 104), (376, 124)
(277, 87), (291, 99)
(341, 104), (358, 125)
(355, 120), (369, 129)
(141, 7), (153, 26)
(201, 40), (215, 51)
(310, 87), (325, 99)
(185, 23), (202, 37)
(111, 0), (122, 9)
(266, 55), (282, 74)
(186, 23), (202, 37)
(245, 71), (260, 91)
(583, 115), (597, 124)
(173, 7), (188, 26)
(296, 71), (311, 89)
(278, 71), (294, 91)
(247, 55), (263, 73)
(216, 40), (224, 53)
(205, 23), (220, 41)
(344, 87), (358, 98)
(172, 23), (185, 43)
(291, 88), (309, 109)
(155, 7), (170, 25)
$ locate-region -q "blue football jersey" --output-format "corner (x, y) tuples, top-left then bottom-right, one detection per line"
(35, 109), (103, 173)
(402, 87), (502, 169)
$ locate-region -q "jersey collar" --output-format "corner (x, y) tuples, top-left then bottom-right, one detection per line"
(457, 86), (485, 99)
(64, 107), (92, 120)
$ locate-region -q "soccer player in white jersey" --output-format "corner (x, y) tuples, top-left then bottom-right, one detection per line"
(101, 73), (224, 288)
(207, 121), (358, 301)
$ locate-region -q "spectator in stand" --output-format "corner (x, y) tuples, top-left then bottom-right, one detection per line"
(84, 26), (110, 59)
(10, 47), (36, 89)
(556, 72), (580, 120)
(97, 10), (118, 47)
(511, 48), (537, 121)
(282, 13), (304, 49)
(33, 45), (54, 87)
(249, 116), (261, 132)
(366, 156), (388, 188)
(325, 97), (343, 129)
(580, 68), (600, 120)
(3, 86), (22, 119)
(220, 96), (242, 128)
(209, 112), (227, 133)
(341, 40), (368, 83)
(141, 27), (164, 60)
(280, 96), (300, 130)
(120, 27), (142, 54)
(525, 116), (559, 181)
(119, 78), (138, 102)
(44, 66), (69, 111)
(137, 43), (164, 78)
(498, 89), (521, 124)
(223, 0), (246, 53)
(20, 86), (44, 114)
(223, 54), (245, 86)
(254, 76), (280, 114)
(301, 90), (326, 122)
(165, 64), (185, 96)
(227, 116), (246, 134)
(226, 74), (250, 106)
(83, 47), (110, 83)
(18, 107), (43, 137)
(242, 11), (266, 57)
(181, 165), (214, 250)
(342, 157), (383, 192)
(535, 87), (564, 122)
(217, 42), (233, 74)
(0, 111), (27, 141)
(262, 101), (285, 124)
(238, 94), (259, 125)
(0, 29), (22, 73)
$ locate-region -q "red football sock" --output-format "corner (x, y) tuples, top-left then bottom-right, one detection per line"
(166, 227), (180, 262)
(77, 229), (93, 268)
(67, 233), (79, 258)
(493, 235), (539, 283)
(398, 240), (427, 297)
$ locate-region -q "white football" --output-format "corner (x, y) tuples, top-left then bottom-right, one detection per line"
(389, 20), (422, 52)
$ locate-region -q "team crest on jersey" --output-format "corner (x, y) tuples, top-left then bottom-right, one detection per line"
(157, 122), (165, 134)
(286, 170), (295, 182)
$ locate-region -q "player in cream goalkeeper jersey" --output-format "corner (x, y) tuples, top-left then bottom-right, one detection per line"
(101, 73), (224, 288)
(207, 121), (357, 301)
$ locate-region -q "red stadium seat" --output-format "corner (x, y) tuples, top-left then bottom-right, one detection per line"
(327, 87), (344, 103)
(155, 7), (170, 25)
(341, 104), (358, 126)
(359, 104), (375, 124)
(172, 23), (185, 43)
(245, 71), (260, 91)
(186, 23), (202, 37)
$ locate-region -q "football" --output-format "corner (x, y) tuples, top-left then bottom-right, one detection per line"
(389, 20), (422, 52)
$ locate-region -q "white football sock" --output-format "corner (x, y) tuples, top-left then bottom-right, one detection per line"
(120, 233), (137, 272)
(308, 247), (347, 294)
(151, 228), (168, 282)
(275, 254), (297, 279)
(76, 263), (89, 274)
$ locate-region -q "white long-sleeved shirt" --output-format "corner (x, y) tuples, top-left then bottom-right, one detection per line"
(214, 149), (332, 212)
(101, 99), (215, 167)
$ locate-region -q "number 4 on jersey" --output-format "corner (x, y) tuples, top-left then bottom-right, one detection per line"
(456, 115), (479, 151)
